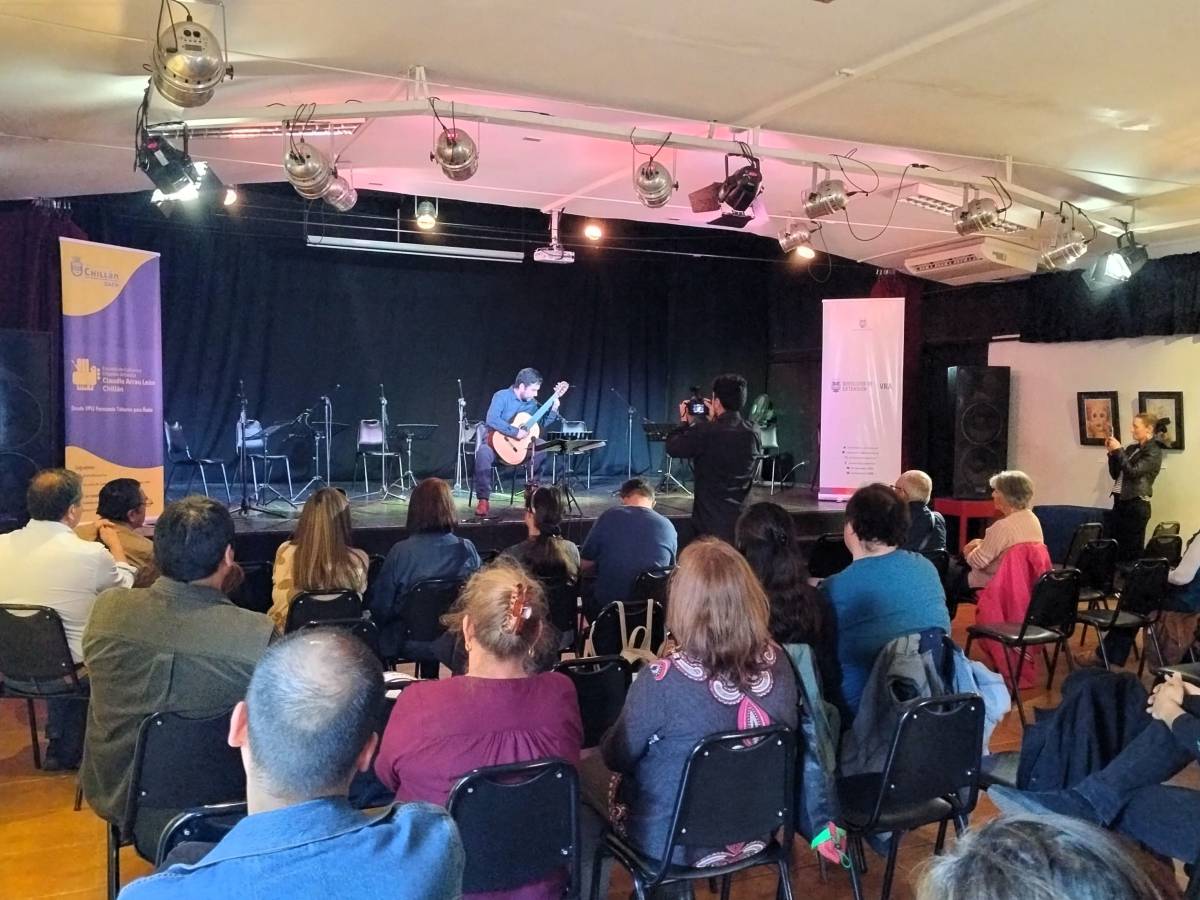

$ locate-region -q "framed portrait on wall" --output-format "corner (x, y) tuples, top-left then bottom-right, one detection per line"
(1077, 391), (1120, 446)
(1138, 391), (1185, 450)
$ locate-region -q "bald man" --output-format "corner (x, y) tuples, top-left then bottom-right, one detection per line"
(894, 470), (947, 554)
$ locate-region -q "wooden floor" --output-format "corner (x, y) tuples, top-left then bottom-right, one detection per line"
(0, 608), (1186, 899)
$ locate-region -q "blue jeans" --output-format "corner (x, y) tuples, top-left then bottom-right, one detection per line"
(1074, 719), (1199, 861)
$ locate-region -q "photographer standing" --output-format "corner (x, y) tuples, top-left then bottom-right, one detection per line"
(666, 373), (762, 544)
(1106, 412), (1165, 562)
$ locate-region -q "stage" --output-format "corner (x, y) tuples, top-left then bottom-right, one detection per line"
(205, 475), (847, 564)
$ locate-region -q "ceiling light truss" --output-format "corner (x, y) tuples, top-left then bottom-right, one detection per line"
(182, 98), (1127, 237)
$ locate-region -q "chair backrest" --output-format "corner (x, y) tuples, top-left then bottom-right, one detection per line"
(808, 533), (852, 579)
(448, 758), (580, 896)
(284, 589), (363, 633)
(1075, 538), (1119, 594)
(126, 709), (247, 858)
(862, 694), (983, 829)
(236, 419), (265, 453)
(399, 577), (466, 643)
(630, 566), (673, 609)
(358, 419), (384, 450)
(1154, 521), (1182, 537)
(163, 420), (191, 461)
(227, 560), (274, 614)
(0, 605), (82, 690)
(558, 420), (589, 436)
(299, 618), (383, 662)
(919, 549), (950, 580)
(588, 599), (666, 657)
(1063, 522), (1104, 568)
(540, 575), (580, 639)
(1024, 568), (1080, 636)
(1145, 534), (1184, 568)
(155, 801), (248, 866)
(655, 725), (795, 879)
(1117, 558), (1171, 618)
(552, 655), (632, 748)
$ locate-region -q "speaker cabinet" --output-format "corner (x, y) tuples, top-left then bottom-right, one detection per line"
(948, 365), (1009, 499)
(0, 330), (54, 529)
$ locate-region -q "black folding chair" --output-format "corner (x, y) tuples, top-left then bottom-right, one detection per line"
(1060, 521), (1103, 568)
(591, 725), (795, 900)
(391, 577), (465, 678)
(227, 560), (273, 614)
(808, 533), (852, 579)
(629, 566), (673, 609)
(541, 574), (582, 654)
(553, 656), (632, 748)
(0, 605), (89, 778)
(1145, 534), (1184, 568)
(155, 801), (248, 866)
(298, 618), (384, 663)
(586, 599), (666, 658)
(965, 569), (1080, 725)
(1154, 521), (1182, 537)
(837, 694), (984, 900)
(1078, 557), (1171, 676)
(919, 549), (953, 616)
(164, 420), (231, 502)
(107, 708), (245, 899)
(284, 589), (363, 633)
(1152, 661), (1200, 688)
(449, 758), (580, 898)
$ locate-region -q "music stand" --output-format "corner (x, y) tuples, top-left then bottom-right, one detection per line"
(391, 424), (438, 492)
(553, 438), (606, 517)
(642, 421), (691, 496)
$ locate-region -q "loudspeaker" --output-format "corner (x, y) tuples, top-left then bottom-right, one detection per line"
(948, 365), (1009, 499)
(0, 330), (55, 530)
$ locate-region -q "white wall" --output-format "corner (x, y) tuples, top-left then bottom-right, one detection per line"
(988, 336), (1200, 534)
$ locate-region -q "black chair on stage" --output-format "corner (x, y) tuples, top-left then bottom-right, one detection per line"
(449, 759), (580, 898)
(585, 599), (666, 659)
(237, 418), (294, 501)
(106, 708), (245, 900)
(1059, 521), (1103, 569)
(1145, 534), (1184, 568)
(553, 656), (632, 749)
(965, 569), (1080, 725)
(0, 605), (89, 789)
(155, 801), (248, 866)
(808, 533), (852, 580)
(164, 420), (230, 502)
(629, 566), (673, 609)
(837, 694), (984, 900)
(283, 589), (363, 633)
(590, 725), (796, 900)
(541, 575), (582, 654)
(353, 419), (402, 494)
(227, 559), (273, 615)
(389, 577), (466, 678)
(1077, 557), (1171, 675)
(298, 618), (384, 663)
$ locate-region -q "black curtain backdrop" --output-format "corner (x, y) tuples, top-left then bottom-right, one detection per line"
(65, 188), (787, 481)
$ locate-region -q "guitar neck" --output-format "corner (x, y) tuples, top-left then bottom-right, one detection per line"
(524, 394), (558, 429)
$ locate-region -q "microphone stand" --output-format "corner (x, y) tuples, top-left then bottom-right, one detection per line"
(232, 379), (288, 518)
(453, 378), (468, 495)
(609, 386), (638, 481)
(378, 384), (406, 501)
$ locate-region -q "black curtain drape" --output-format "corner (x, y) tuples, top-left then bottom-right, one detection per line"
(66, 189), (775, 481)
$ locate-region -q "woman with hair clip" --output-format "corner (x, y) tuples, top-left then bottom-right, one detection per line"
(269, 487), (368, 630)
(502, 485), (580, 580)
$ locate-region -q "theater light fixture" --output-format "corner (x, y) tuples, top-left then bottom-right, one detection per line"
(283, 111), (358, 212)
(802, 169), (847, 220)
(954, 196), (1001, 236)
(778, 222), (816, 259)
(633, 158), (676, 208)
(429, 100), (479, 181)
(1041, 204), (1093, 270)
(688, 143), (762, 228)
(1083, 229), (1148, 291)
(149, 0), (233, 108)
(415, 199), (438, 230)
(583, 222), (602, 241)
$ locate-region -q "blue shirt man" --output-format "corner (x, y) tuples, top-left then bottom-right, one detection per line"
(581, 479), (678, 617)
(118, 630), (464, 900)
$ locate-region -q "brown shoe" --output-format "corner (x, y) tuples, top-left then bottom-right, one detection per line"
(474, 499), (490, 518)
(1073, 650), (1106, 669)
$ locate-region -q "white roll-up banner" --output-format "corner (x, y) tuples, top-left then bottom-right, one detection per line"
(818, 297), (905, 502)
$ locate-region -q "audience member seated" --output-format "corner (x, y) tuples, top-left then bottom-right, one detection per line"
(583, 538), (798, 866)
(81, 496), (274, 828)
(120, 630), (464, 899)
(955, 470), (1043, 595)
(990, 669), (1200, 878)
(368, 477), (480, 657)
(501, 485), (580, 580)
(269, 487), (369, 631)
(0, 469), (135, 769)
(579, 478), (677, 618)
(916, 813), (1178, 900)
(76, 477), (157, 586)
(821, 483), (950, 719)
(894, 469), (947, 554)
(735, 501), (842, 706)
(375, 560), (580, 900)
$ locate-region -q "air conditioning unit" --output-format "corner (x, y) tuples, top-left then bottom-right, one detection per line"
(903, 236), (1040, 285)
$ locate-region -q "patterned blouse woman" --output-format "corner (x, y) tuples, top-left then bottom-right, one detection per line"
(598, 538), (798, 865)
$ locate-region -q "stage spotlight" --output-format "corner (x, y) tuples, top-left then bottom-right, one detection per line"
(688, 144), (762, 228)
(429, 99), (478, 181)
(223, 186), (238, 206)
(322, 176), (357, 213)
(149, 0), (233, 108)
(584, 222), (603, 241)
(633, 158), (676, 208)
(803, 177), (847, 220)
(778, 222), (816, 259)
(954, 197), (1001, 236)
(137, 130), (200, 199)
(1041, 229), (1089, 270)
(415, 199), (438, 230)
(283, 136), (358, 211)
(1083, 230), (1148, 290)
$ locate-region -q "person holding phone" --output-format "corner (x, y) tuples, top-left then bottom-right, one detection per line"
(1105, 413), (1164, 563)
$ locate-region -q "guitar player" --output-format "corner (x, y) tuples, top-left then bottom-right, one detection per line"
(474, 367), (568, 517)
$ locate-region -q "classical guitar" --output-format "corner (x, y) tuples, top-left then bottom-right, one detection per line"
(489, 381), (570, 466)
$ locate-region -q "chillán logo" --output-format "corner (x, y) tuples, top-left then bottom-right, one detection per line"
(70, 256), (84, 277)
(831, 380), (841, 393)
(69, 256), (120, 286)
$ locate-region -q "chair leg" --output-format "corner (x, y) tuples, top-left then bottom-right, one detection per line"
(776, 860), (794, 900)
(964, 634), (974, 658)
(107, 823), (121, 900)
(284, 459), (294, 499)
(1097, 630), (1112, 670)
(935, 819), (949, 854)
(183, 466), (197, 495)
(73, 778), (83, 811)
(199, 464), (210, 498)
(1046, 641), (1063, 690)
(846, 835), (866, 900)
(26, 698), (41, 769)
(219, 463), (231, 503)
(589, 844), (607, 900)
(1011, 642), (1029, 725)
(719, 874), (731, 900)
(880, 831), (903, 900)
